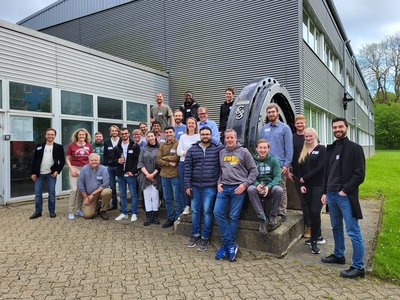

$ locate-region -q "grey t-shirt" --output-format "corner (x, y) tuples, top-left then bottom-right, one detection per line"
(151, 104), (173, 131)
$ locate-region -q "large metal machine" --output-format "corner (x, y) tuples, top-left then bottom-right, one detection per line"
(226, 77), (298, 220)
(226, 77), (296, 152)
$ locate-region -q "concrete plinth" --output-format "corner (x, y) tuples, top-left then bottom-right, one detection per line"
(174, 209), (304, 257)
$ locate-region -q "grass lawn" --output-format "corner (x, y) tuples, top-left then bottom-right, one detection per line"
(360, 150), (400, 281)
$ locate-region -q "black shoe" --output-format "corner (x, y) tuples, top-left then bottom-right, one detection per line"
(29, 212), (42, 219)
(310, 241), (320, 254)
(108, 204), (118, 211)
(49, 212), (56, 218)
(162, 219), (175, 228)
(340, 266), (365, 278)
(321, 254), (346, 264)
(305, 236), (326, 245)
(152, 211), (160, 225)
(100, 211), (109, 220)
(258, 220), (268, 235)
(143, 212), (152, 226)
(278, 214), (287, 222)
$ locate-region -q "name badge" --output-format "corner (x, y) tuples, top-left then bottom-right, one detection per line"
(84, 146), (89, 150)
(160, 139), (166, 143)
(312, 151), (319, 155)
(265, 128), (271, 132)
(96, 176), (103, 180)
(108, 146), (113, 150)
(229, 106), (232, 110)
(158, 112), (163, 116)
(178, 131), (184, 135)
(124, 173), (129, 177)
(128, 150), (133, 153)
(170, 149), (176, 153)
(186, 109), (191, 112)
(37, 146), (42, 150)
(336, 154), (340, 160)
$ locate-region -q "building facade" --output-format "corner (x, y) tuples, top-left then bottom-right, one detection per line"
(0, 20), (168, 204)
(18, 0), (374, 154)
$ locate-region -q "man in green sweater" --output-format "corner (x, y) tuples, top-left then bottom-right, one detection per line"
(247, 139), (283, 234)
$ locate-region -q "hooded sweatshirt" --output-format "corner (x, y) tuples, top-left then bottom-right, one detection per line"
(252, 153), (281, 188)
(219, 143), (258, 187)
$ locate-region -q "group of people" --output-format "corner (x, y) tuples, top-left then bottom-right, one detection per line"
(29, 90), (366, 278)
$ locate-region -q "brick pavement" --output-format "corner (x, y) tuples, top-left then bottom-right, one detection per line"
(1, 202), (399, 299)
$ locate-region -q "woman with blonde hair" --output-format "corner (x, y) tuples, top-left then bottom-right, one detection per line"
(177, 117), (200, 215)
(298, 128), (326, 254)
(65, 128), (93, 220)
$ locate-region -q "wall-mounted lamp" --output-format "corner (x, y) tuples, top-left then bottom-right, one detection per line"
(343, 92), (354, 110)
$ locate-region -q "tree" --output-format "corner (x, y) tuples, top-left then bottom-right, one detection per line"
(358, 32), (400, 103)
(374, 103), (400, 149)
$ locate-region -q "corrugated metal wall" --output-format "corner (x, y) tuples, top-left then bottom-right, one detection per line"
(0, 21), (168, 105)
(40, 0), (302, 121)
(18, 0), (132, 31)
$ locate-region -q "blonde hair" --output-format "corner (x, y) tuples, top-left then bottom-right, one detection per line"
(185, 117), (199, 134)
(295, 114), (306, 123)
(298, 128), (318, 164)
(71, 128), (91, 144)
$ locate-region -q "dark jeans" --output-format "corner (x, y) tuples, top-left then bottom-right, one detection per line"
(303, 185), (323, 241)
(34, 173), (56, 213)
(108, 166), (118, 206)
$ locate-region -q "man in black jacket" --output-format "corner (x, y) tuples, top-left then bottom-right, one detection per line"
(219, 87), (235, 143)
(113, 128), (141, 222)
(321, 118), (366, 279)
(180, 91), (200, 124)
(30, 128), (65, 219)
(103, 125), (120, 210)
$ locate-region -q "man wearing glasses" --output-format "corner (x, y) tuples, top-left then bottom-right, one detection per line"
(197, 107), (220, 145)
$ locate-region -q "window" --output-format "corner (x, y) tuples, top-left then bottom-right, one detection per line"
(98, 122), (123, 137)
(61, 91), (92, 116)
(302, 13), (309, 41)
(127, 101), (147, 122)
(98, 96), (122, 119)
(0, 80), (2, 108)
(9, 82), (51, 112)
(61, 119), (93, 190)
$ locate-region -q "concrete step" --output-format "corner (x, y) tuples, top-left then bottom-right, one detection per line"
(175, 209), (304, 257)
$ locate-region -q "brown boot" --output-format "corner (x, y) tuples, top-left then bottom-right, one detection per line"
(303, 226), (311, 238)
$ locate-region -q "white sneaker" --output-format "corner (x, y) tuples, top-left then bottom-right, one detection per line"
(75, 210), (84, 217)
(115, 213), (128, 221)
(131, 214), (137, 222)
(182, 206), (190, 215)
(67, 213), (75, 220)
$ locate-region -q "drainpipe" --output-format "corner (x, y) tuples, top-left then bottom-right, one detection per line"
(342, 40), (351, 119)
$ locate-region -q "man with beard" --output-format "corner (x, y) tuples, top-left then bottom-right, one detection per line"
(321, 118), (366, 279)
(150, 92), (174, 131)
(30, 128), (65, 219)
(113, 128), (141, 222)
(92, 131), (104, 164)
(157, 126), (182, 228)
(260, 103), (293, 222)
(173, 110), (186, 140)
(219, 87), (235, 143)
(103, 125), (121, 210)
(184, 126), (224, 251)
(180, 91), (200, 124)
(151, 121), (166, 144)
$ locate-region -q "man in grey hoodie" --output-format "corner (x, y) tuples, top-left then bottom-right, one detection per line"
(213, 129), (258, 262)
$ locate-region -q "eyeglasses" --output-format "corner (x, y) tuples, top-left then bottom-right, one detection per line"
(198, 113), (207, 115)
(121, 133), (129, 135)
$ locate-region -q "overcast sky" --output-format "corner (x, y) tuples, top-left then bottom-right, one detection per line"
(0, 0), (399, 54)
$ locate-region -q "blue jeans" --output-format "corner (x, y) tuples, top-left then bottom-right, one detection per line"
(178, 161), (190, 207)
(191, 187), (217, 239)
(213, 184), (247, 248)
(34, 173), (57, 213)
(161, 176), (182, 221)
(327, 192), (364, 269)
(117, 175), (138, 215)
(108, 166), (118, 206)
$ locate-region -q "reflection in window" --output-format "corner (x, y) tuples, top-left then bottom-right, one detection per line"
(127, 124), (139, 134)
(98, 122), (123, 138)
(127, 102), (147, 122)
(61, 91), (93, 116)
(61, 119), (93, 191)
(98, 97), (123, 119)
(10, 117), (51, 197)
(9, 82), (51, 112)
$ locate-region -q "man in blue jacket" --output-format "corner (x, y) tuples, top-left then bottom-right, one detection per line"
(184, 126), (224, 251)
(30, 128), (65, 219)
